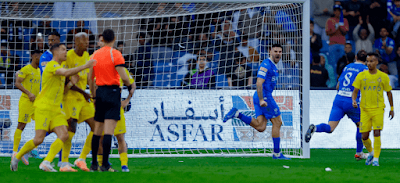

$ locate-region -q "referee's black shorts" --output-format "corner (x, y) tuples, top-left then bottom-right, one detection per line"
(94, 85), (121, 122)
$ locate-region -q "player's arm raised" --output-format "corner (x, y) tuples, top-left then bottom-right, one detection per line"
(55, 59), (95, 77)
(15, 76), (35, 102)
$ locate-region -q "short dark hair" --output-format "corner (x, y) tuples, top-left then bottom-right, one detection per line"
(356, 50), (367, 62)
(50, 43), (64, 53)
(102, 29), (115, 43)
(241, 35), (248, 41)
(345, 43), (352, 47)
(367, 52), (379, 60)
(137, 32), (147, 39)
(49, 31), (60, 38)
(312, 55), (320, 64)
(117, 41), (124, 47)
(310, 20), (314, 25)
(31, 49), (43, 55)
(271, 44), (283, 50)
(235, 52), (246, 63)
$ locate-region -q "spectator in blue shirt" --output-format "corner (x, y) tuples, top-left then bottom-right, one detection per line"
(374, 27), (397, 75)
(388, 0), (400, 36)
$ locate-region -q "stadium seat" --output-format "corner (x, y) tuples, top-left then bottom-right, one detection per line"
(151, 47), (173, 62)
(153, 61), (177, 73)
(153, 73), (176, 87)
(23, 28), (32, 42)
(320, 40), (329, 53)
(216, 74), (228, 88)
(173, 51), (187, 59)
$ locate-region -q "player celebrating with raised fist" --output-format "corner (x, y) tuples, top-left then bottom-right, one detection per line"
(223, 44), (290, 160)
(352, 53), (394, 167)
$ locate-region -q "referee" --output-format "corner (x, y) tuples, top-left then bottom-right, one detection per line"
(88, 29), (134, 172)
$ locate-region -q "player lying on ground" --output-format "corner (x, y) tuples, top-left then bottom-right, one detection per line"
(10, 43), (95, 172)
(13, 50), (42, 166)
(305, 50), (369, 160)
(352, 53), (394, 167)
(223, 44), (290, 160)
(58, 32), (96, 172)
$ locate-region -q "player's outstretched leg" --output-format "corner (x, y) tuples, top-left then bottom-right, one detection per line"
(223, 108), (253, 126)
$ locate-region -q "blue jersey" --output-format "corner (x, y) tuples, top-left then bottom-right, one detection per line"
(254, 58), (278, 98)
(39, 50), (53, 74)
(336, 62), (368, 101)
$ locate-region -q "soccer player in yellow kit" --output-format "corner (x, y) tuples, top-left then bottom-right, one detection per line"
(10, 43), (95, 172)
(352, 53), (394, 167)
(13, 50), (42, 165)
(59, 32), (95, 172)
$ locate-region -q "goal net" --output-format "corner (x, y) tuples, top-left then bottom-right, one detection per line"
(0, 1), (310, 158)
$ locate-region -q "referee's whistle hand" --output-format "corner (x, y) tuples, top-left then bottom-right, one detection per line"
(352, 101), (358, 108)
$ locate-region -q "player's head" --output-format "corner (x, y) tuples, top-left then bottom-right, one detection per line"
(102, 29), (115, 44)
(269, 44), (283, 64)
(197, 54), (208, 70)
(50, 43), (67, 62)
(31, 50), (42, 66)
(359, 28), (368, 40)
(48, 31), (60, 47)
(74, 32), (89, 52)
(366, 53), (379, 71)
(77, 20), (85, 28)
(137, 32), (147, 45)
(356, 50), (367, 63)
(97, 34), (104, 48)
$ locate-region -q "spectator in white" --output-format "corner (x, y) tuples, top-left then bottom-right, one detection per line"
(311, 0), (335, 41)
(374, 27), (397, 75)
(176, 52), (197, 76)
(236, 8), (263, 48)
(226, 52), (253, 87)
(236, 35), (260, 63)
(310, 20), (323, 60)
(352, 16), (374, 53)
(379, 63), (398, 88)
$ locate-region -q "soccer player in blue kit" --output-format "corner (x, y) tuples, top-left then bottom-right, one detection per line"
(305, 50), (369, 160)
(223, 44), (290, 160)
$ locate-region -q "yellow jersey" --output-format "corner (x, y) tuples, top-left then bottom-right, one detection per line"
(353, 70), (392, 109)
(64, 49), (90, 100)
(18, 64), (40, 99)
(34, 60), (65, 109)
(119, 67), (135, 87)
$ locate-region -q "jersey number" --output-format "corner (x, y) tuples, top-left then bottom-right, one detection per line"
(343, 72), (353, 87)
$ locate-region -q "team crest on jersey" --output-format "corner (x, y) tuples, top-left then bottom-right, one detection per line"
(377, 77), (381, 82)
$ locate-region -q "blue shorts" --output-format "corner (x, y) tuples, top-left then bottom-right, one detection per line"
(253, 95), (281, 119)
(328, 98), (360, 123)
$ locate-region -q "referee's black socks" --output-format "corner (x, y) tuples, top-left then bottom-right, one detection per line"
(103, 134), (112, 168)
(91, 135), (101, 166)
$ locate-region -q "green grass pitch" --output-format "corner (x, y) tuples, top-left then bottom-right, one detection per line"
(1, 149), (399, 183)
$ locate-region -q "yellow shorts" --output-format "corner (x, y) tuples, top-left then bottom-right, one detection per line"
(35, 107), (68, 132)
(102, 108), (126, 135)
(360, 108), (385, 133)
(63, 99), (95, 124)
(18, 97), (35, 123)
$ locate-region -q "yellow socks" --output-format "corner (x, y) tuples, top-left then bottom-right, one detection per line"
(13, 129), (22, 152)
(16, 139), (35, 159)
(44, 138), (64, 162)
(362, 138), (373, 153)
(374, 136), (381, 158)
(98, 155), (103, 166)
(61, 131), (75, 162)
(79, 131), (93, 160)
(120, 152), (128, 167)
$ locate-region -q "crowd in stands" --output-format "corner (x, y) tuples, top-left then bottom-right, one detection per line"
(3, 1), (399, 89)
(310, 0), (400, 89)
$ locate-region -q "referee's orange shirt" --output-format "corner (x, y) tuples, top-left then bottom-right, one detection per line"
(91, 46), (125, 86)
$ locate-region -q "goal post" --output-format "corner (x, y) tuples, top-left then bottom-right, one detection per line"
(0, 0), (310, 158)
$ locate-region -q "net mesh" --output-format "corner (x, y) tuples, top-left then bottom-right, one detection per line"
(0, 2), (305, 158)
